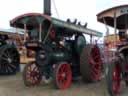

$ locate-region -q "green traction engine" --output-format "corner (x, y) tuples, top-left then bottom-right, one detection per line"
(10, 13), (102, 89)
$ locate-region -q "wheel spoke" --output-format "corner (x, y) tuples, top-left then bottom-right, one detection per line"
(5, 50), (11, 58)
(3, 53), (8, 58)
(1, 56), (8, 61)
(90, 58), (95, 65)
(8, 63), (16, 69)
(94, 55), (100, 60)
(5, 62), (13, 73)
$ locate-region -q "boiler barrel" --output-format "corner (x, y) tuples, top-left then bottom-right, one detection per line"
(51, 50), (71, 62)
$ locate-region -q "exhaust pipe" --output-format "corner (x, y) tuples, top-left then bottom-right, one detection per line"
(44, 0), (51, 16)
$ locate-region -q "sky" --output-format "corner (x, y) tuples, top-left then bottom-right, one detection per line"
(0, 0), (128, 36)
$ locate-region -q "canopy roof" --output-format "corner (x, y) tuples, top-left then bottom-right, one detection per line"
(10, 13), (51, 29)
(97, 5), (128, 29)
(10, 13), (102, 37)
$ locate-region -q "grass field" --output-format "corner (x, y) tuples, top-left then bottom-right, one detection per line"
(0, 65), (127, 96)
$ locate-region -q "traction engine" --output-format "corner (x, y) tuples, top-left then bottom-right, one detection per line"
(97, 5), (128, 96)
(10, 0), (103, 89)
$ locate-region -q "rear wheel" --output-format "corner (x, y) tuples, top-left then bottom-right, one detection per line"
(80, 44), (102, 82)
(124, 55), (128, 86)
(107, 60), (121, 96)
(53, 63), (72, 89)
(0, 48), (19, 75)
(23, 61), (42, 86)
(125, 81), (128, 86)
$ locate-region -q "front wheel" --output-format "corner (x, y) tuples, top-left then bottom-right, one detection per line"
(23, 61), (42, 86)
(107, 60), (121, 96)
(53, 63), (72, 89)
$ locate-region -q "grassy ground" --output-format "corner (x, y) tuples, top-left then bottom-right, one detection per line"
(0, 73), (108, 96)
(0, 65), (127, 96)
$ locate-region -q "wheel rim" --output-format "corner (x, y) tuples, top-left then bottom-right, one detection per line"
(90, 45), (102, 81)
(56, 63), (72, 89)
(112, 65), (121, 95)
(26, 62), (42, 86)
(0, 48), (19, 74)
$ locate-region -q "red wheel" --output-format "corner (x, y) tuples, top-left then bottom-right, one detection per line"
(107, 60), (121, 96)
(124, 55), (128, 86)
(90, 45), (102, 81)
(23, 61), (42, 86)
(53, 63), (72, 89)
(80, 44), (102, 82)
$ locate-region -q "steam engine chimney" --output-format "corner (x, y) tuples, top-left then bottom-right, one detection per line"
(44, 0), (51, 16)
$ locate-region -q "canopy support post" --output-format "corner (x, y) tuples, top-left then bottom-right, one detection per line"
(114, 12), (117, 44)
(43, 24), (52, 43)
(39, 23), (42, 42)
(24, 24), (27, 43)
(103, 17), (110, 65)
(23, 23), (27, 61)
(103, 18), (109, 36)
(90, 35), (92, 44)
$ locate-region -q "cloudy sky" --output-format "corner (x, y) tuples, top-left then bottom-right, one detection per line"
(0, 0), (128, 35)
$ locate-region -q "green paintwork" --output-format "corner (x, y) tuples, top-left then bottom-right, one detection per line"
(11, 14), (102, 37)
(20, 18), (29, 24)
(36, 17), (44, 23)
(120, 8), (128, 14)
(75, 35), (86, 55)
(51, 50), (71, 62)
(51, 18), (103, 37)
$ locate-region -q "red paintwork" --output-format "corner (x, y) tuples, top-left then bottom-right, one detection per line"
(49, 28), (56, 39)
(90, 45), (102, 81)
(26, 43), (38, 47)
(112, 64), (121, 96)
(56, 63), (72, 89)
(10, 13), (51, 25)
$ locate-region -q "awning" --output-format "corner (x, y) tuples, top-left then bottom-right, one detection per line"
(97, 5), (128, 29)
